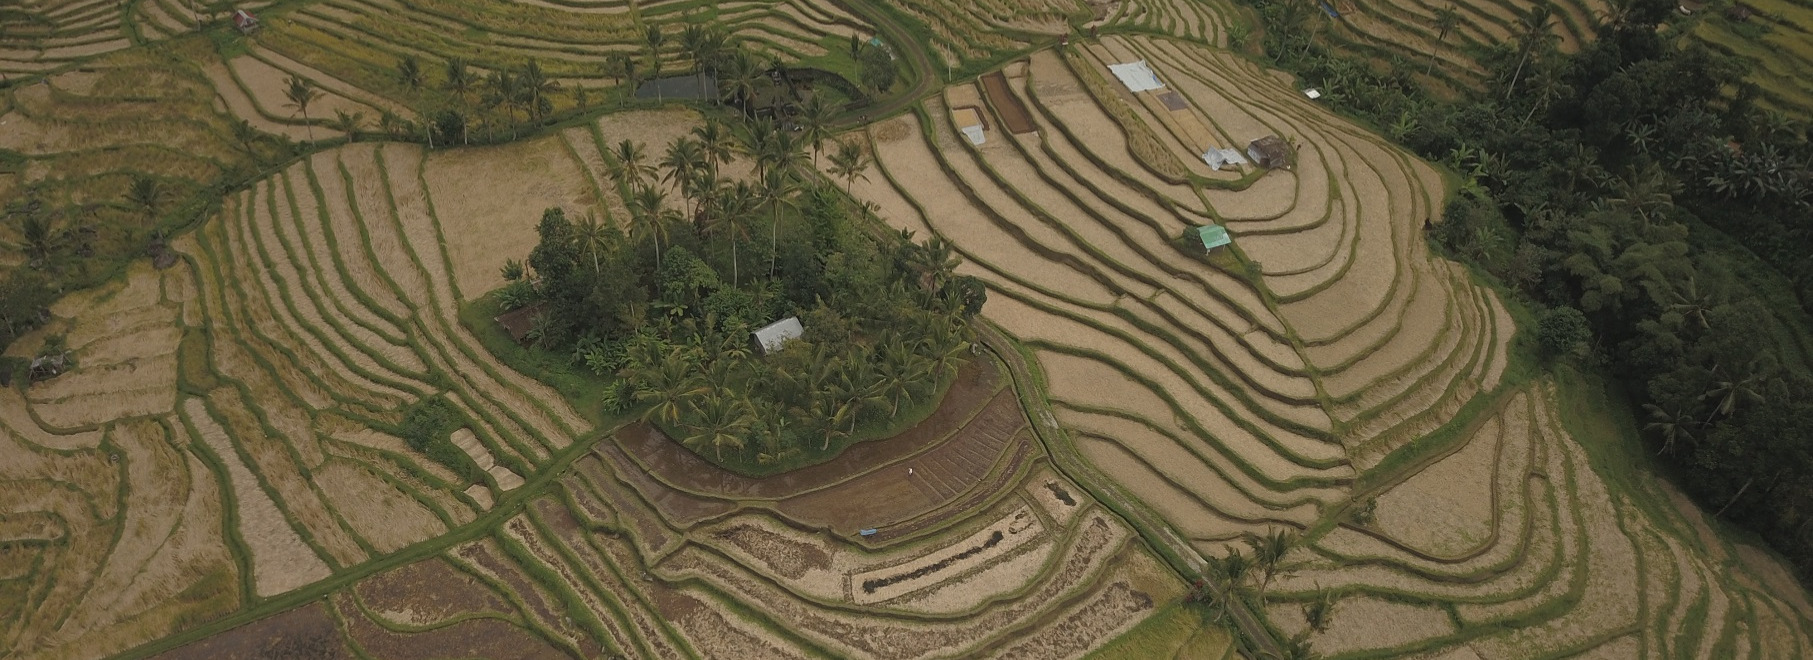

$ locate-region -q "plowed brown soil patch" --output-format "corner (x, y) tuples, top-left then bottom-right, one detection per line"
(150, 601), (352, 660)
(982, 71), (1036, 134)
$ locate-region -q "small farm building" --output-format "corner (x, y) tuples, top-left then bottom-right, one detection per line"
(493, 303), (546, 346)
(1247, 136), (1294, 169)
(752, 317), (804, 356)
(232, 9), (260, 33)
(1194, 225), (1231, 251)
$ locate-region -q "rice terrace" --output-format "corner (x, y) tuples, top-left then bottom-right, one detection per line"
(2, 0), (1813, 655)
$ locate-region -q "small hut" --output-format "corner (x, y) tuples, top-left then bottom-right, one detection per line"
(493, 303), (546, 346)
(1246, 135), (1294, 170)
(232, 9), (261, 34)
(1192, 225), (1231, 253)
(751, 317), (804, 356)
(29, 353), (68, 381)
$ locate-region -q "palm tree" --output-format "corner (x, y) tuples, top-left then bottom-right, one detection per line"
(719, 50), (761, 113)
(632, 346), (707, 426)
(331, 109), (364, 142)
(126, 175), (164, 223)
(628, 185), (675, 263)
(397, 56), (425, 90)
(1426, 5), (1460, 76)
(1210, 548), (1253, 596)
(660, 137), (707, 215)
(485, 70), (526, 139)
(681, 23), (711, 98)
(1665, 273), (1719, 331)
(282, 75), (324, 141)
(874, 334), (931, 415)
(912, 235), (961, 292)
(799, 94), (836, 167)
(828, 139), (870, 193)
(20, 213), (61, 266)
(1607, 164), (1678, 227)
(445, 58), (475, 99)
(691, 120), (736, 175)
(230, 119), (261, 158)
(1303, 587), (1336, 633)
(572, 211), (615, 274)
(610, 139), (657, 188)
(1250, 528), (1296, 594)
(1506, 2), (1557, 97)
(645, 24), (666, 101)
(715, 180), (757, 286)
(686, 392), (754, 461)
(1702, 360), (1772, 421)
(1642, 403), (1698, 455)
(757, 167), (799, 277)
(522, 59), (559, 121)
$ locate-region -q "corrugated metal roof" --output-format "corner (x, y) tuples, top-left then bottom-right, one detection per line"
(752, 316), (804, 355)
(1196, 225), (1231, 250)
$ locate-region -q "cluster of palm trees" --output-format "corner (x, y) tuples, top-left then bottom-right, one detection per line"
(1189, 528), (1311, 659)
(620, 309), (970, 467)
(603, 116), (855, 287)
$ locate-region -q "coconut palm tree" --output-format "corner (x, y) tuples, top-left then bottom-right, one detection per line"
(331, 108), (364, 142)
(1250, 528), (1296, 594)
(680, 23), (714, 99)
(397, 56), (425, 90)
(485, 70), (525, 139)
(686, 392), (754, 461)
(1426, 4), (1460, 76)
(521, 59), (559, 121)
(828, 139), (870, 193)
(1303, 587), (1336, 633)
(1702, 359), (1772, 421)
(715, 180), (757, 286)
(1506, 2), (1557, 97)
(628, 185), (676, 263)
(719, 50), (762, 114)
(1665, 273), (1720, 331)
(1643, 403), (1699, 455)
(660, 137), (707, 214)
(445, 58), (475, 99)
(757, 167), (799, 276)
(645, 24), (666, 101)
(632, 346), (706, 426)
(799, 94), (836, 167)
(690, 120), (736, 175)
(282, 75), (324, 141)
(571, 211), (615, 275)
(126, 175), (164, 223)
(19, 213), (61, 266)
(610, 139), (657, 188)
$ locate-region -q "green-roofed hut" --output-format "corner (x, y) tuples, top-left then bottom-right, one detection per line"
(1194, 225), (1231, 251)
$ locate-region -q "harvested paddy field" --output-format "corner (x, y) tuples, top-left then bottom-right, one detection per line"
(0, 110), (1184, 657)
(839, 31), (1813, 658)
(6, 0), (1813, 655)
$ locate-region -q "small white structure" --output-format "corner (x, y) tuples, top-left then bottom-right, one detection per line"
(1303, 88), (1323, 100)
(751, 316), (804, 356)
(1107, 61), (1165, 92)
(1201, 148), (1248, 171)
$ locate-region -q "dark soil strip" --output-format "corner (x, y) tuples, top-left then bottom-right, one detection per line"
(982, 71), (1036, 134)
(862, 530), (1006, 594)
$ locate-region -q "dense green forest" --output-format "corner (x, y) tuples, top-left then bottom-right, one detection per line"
(501, 118), (984, 474)
(1248, 0), (1813, 576)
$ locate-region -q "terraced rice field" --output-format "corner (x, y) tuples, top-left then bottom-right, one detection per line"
(838, 31), (1812, 657)
(1691, 2), (1813, 115)
(251, 0), (871, 97)
(0, 102), (1185, 657)
(1318, 0), (1611, 87)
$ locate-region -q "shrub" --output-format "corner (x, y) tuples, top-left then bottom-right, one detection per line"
(1537, 306), (1592, 361)
(399, 397), (482, 483)
(496, 279), (537, 311)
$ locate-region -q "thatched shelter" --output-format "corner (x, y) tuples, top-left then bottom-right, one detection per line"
(493, 303), (546, 346)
